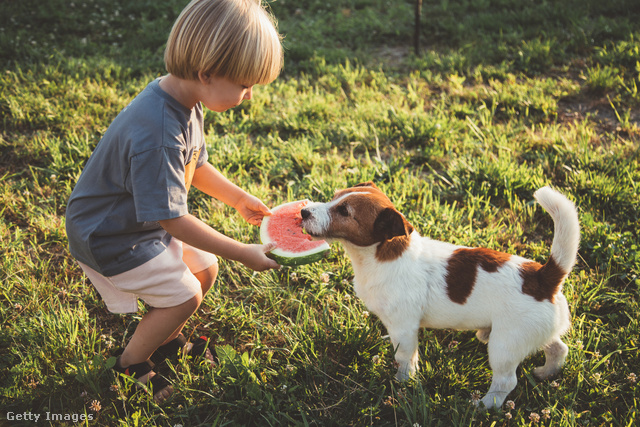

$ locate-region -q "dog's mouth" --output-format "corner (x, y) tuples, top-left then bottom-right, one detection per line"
(301, 224), (319, 238)
(301, 221), (323, 239)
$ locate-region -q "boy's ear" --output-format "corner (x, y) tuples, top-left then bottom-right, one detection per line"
(197, 71), (210, 84)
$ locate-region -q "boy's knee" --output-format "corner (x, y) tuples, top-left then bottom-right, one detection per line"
(183, 290), (203, 314)
(195, 263), (218, 295)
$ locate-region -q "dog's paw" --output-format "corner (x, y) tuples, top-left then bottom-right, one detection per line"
(479, 393), (504, 409)
(532, 365), (561, 380)
(395, 370), (411, 382)
(476, 328), (491, 343)
(394, 364), (416, 382)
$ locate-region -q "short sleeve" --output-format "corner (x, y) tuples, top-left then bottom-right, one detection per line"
(196, 144), (208, 168)
(129, 147), (189, 222)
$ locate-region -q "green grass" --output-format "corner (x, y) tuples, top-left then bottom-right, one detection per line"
(1, 0), (639, 425)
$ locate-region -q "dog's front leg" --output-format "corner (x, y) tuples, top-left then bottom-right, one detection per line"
(387, 325), (420, 381)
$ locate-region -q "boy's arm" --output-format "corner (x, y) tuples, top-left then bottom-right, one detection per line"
(191, 163), (270, 225)
(158, 214), (279, 271)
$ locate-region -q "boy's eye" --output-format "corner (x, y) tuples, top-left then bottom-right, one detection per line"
(336, 204), (349, 217)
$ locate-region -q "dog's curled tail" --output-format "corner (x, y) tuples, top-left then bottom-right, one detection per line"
(534, 186), (580, 275)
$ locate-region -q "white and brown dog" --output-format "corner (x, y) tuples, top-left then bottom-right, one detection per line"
(301, 182), (579, 408)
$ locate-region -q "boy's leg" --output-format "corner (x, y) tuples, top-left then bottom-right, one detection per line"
(117, 255), (217, 401)
(194, 262), (217, 295)
(119, 290), (203, 367)
(159, 262), (218, 345)
(121, 239), (218, 352)
(115, 291), (203, 402)
(80, 239), (216, 400)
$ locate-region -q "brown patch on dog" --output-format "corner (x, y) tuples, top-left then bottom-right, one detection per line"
(319, 183), (415, 261)
(375, 236), (412, 261)
(332, 182), (390, 205)
(520, 256), (566, 303)
(326, 192), (395, 245)
(445, 248), (511, 304)
(352, 181), (378, 189)
(374, 208), (414, 261)
(327, 184), (414, 259)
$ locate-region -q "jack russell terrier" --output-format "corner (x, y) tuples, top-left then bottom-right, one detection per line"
(301, 182), (579, 408)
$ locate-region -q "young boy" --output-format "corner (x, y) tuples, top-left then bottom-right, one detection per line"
(65, 0), (283, 402)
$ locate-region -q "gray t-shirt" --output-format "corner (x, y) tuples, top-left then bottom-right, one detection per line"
(66, 78), (208, 276)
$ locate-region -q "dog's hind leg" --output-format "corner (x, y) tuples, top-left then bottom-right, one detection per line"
(480, 334), (524, 409)
(387, 325), (420, 381)
(533, 298), (570, 380)
(532, 337), (568, 380)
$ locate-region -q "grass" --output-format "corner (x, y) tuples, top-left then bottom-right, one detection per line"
(1, 0), (639, 425)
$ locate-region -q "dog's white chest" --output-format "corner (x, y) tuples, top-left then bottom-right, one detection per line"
(347, 237), (438, 320)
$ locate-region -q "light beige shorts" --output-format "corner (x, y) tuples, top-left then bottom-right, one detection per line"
(78, 238), (218, 314)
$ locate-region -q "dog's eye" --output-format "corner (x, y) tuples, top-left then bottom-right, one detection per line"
(336, 204), (349, 217)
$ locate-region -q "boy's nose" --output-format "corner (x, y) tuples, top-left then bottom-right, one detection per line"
(244, 87), (253, 100)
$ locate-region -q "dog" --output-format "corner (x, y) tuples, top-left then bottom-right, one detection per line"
(301, 182), (580, 408)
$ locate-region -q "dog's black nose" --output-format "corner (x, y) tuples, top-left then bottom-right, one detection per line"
(301, 208), (310, 219)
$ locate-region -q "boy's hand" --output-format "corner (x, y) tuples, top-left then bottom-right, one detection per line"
(234, 194), (272, 226)
(241, 242), (280, 271)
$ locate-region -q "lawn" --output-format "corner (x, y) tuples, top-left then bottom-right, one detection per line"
(1, 0), (639, 425)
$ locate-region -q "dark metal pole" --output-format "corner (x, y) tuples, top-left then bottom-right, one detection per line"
(414, 0), (422, 55)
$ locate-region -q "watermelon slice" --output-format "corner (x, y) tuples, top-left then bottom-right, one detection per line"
(260, 200), (330, 266)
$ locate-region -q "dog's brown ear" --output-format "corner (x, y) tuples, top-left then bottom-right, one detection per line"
(373, 207), (412, 241)
(353, 181), (378, 189)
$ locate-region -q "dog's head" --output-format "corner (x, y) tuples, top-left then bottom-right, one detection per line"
(301, 182), (414, 261)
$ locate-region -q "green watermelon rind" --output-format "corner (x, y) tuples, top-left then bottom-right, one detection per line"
(260, 200), (330, 266)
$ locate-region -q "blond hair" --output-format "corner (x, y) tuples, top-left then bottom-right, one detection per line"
(165, 0), (283, 85)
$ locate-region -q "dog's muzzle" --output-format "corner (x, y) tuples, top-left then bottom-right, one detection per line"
(300, 208), (317, 236)
(300, 203), (329, 238)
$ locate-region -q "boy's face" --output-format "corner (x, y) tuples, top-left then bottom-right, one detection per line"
(199, 75), (253, 112)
